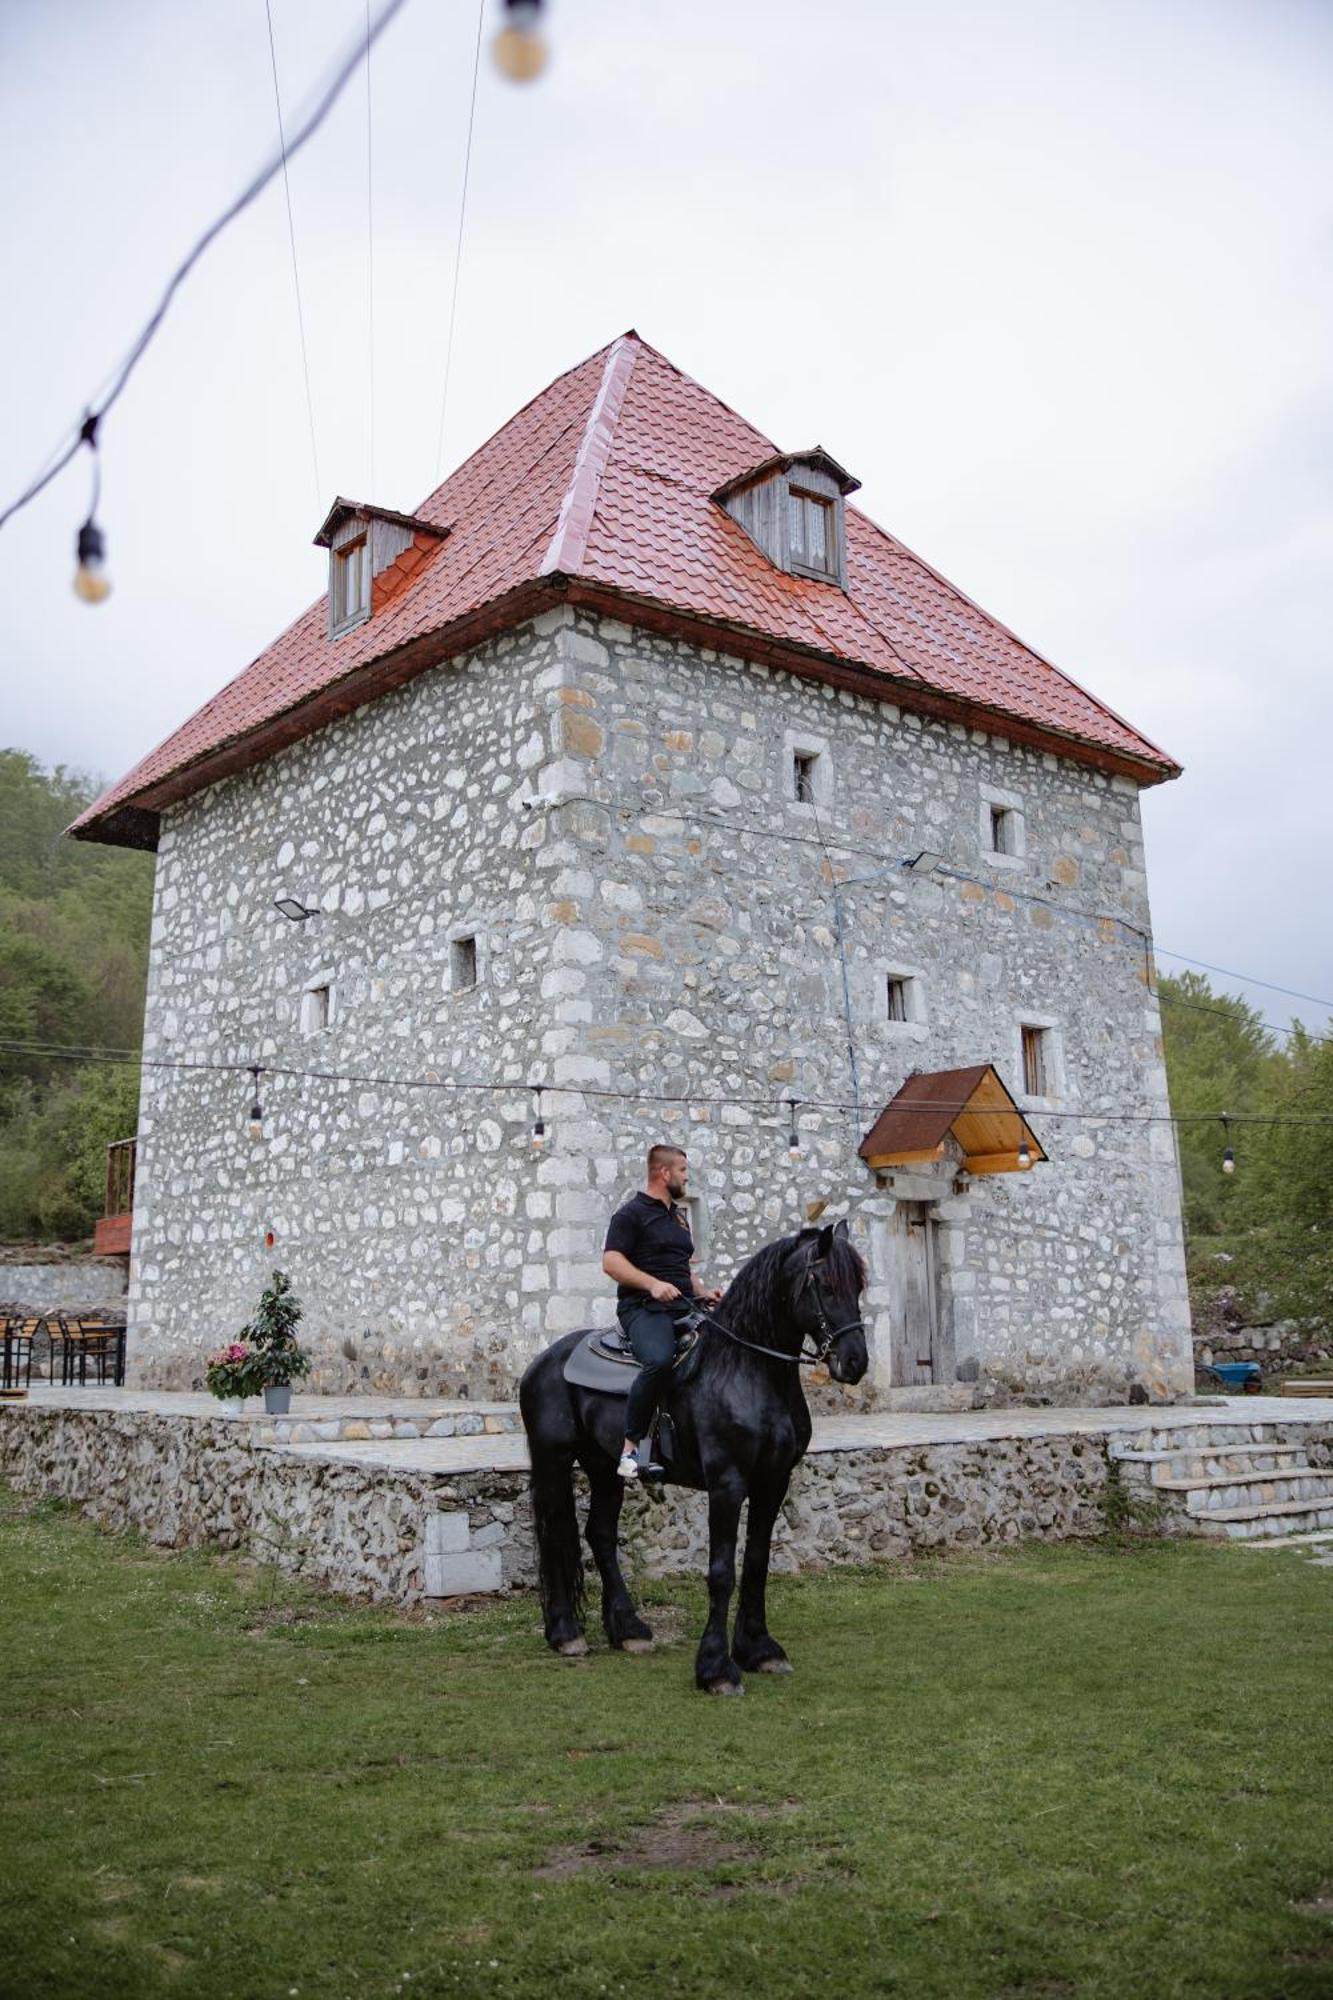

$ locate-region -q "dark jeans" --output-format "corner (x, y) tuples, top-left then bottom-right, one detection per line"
(619, 1297), (692, 1443)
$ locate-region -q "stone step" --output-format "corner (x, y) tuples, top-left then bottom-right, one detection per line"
(1114, 1446), (1309, 1483)
(1162, 1472), (1333, 1514)
(1194, 1499), (1333, 1541)
(1234, 1528), (1333, 1552)
(1118, 1424), (1290, 1453)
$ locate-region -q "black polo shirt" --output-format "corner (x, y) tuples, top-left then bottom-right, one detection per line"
(604, 1191), (695, 1301)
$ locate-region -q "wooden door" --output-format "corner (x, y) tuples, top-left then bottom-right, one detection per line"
(891, 1203), (939, 1385)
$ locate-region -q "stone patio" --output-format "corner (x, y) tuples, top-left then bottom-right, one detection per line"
(3, 1387), (1330, 1603)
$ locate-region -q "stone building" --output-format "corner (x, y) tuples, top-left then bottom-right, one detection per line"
(75, 332), (1192, 1407)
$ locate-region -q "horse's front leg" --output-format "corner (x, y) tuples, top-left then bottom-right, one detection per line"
(695, 1474), (747, 1695)
(732, 1469), (793, 1675)
(583, 1463), (654, 1652)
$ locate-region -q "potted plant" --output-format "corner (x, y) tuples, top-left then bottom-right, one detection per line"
(244, 1270), (312, 1415)
(204, 1341), (260, 1418)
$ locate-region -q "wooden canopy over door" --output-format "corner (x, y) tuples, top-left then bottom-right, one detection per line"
(859, 1064), (1046, 1176)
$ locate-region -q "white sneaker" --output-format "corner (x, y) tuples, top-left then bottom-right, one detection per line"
(617, 1449), (640, 1482)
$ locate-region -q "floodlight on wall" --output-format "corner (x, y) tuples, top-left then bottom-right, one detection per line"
(905, 850), (945, 876)
(247, 1066), (265, 1141)
(273, 896), (319, 923)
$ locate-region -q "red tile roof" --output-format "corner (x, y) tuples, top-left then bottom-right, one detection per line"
(73, 332), (1178, 848)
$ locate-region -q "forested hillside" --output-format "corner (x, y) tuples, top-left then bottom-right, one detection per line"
(0, 751), (1328, 1328)
(0, 750), (150, 1239)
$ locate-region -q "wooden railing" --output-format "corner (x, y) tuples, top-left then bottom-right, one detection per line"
(94, 1138), (137, 1256)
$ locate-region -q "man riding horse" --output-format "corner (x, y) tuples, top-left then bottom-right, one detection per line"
(601, 1143), (722, 1481)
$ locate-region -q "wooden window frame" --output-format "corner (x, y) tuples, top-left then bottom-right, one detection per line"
(787, 486), (839, 581)
(1021, 1023), (1049, 1099)
(793, 750), (818, 805)
(886, 975), (910, 1023)
(331, 536), (370, 634)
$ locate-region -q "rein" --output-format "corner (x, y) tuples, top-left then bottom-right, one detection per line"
(687, 1262), (865, 1369)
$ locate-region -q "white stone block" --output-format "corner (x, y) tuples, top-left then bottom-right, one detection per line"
(427, 1511), (471, 1556)
(424, 1548), (502, 1597)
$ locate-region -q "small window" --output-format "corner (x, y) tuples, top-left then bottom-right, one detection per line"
(1021, 1024), (1049, 1098)
(301, 982), (333, 1035)
(990, 805), (1017, 855)
(788, 489), (836, 576)
(451, 935), (478, 992)
(886, 976), (910, 1023)
(332, 537), (369, 630)
(793, 751), (818, 804)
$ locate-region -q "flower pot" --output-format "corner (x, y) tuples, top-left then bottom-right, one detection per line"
(218, 1396), (245, 1419)
(263, 1384), (292, 1415)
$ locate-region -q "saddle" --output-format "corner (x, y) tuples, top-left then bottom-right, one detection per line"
(562, 1311), (705, 1395)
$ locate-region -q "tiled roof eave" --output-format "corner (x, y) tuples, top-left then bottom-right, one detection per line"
(559, 580), (1181, 785)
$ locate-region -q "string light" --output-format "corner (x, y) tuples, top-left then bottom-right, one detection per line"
(1017, 1138), (1032, 1170)
(72, 417), (111, 605)
(787, 1099), (801, 1162)
(530, 1086), (546, 1150)
(247, 1066), (265, 1141)
(1221, 1114), (1235, 1175)
(492, 0), (549, 81)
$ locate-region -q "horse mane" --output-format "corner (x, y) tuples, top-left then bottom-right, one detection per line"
(712, 1229), (867, 1359)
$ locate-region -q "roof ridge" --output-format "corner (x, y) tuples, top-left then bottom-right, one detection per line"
(538, 335), (640, 577)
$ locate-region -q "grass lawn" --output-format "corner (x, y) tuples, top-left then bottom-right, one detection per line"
(1, 1491), (1331, 2000)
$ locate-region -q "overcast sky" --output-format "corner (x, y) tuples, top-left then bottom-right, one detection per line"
(2, 0), (1330, 1039)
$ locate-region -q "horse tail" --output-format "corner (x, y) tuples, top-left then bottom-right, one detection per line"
(528, 1443), (586, 1645)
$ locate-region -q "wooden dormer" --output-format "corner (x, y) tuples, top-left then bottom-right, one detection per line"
(313, 500), (449, 639)
(714, 447), (860, 589)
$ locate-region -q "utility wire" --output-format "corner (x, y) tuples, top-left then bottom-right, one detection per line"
(1151, 947), (1333, 1015)
(433, 0), (485, 481)
(264, 0), (323, 512)
(365, 0), (377, 494)
(0, 0), (410, 536)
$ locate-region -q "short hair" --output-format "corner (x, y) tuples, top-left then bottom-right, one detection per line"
(647, 1144), (687, 1177)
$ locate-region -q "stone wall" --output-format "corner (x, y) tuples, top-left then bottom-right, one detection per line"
(127, 604), (1191, 1407)
(1193, 1288), (1331, 1379)
(0, 1258), (127, 1313)
(0, 1405), (1123, 1603)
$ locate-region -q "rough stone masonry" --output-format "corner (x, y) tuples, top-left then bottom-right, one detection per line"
(128, 606), (1192, 1406)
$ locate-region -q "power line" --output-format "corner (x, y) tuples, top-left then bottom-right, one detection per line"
(433, 0), (486, 480)
(0, 0), (410, 536)
(264, 0), (322, 512)
(1151, 947), (1333, 1015)
(365, 0), (377, 495)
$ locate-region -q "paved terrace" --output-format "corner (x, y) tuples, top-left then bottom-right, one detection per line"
(13, 1384), (1333, 1478)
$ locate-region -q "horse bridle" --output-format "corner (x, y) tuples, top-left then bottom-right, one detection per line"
(688, 1251), (866, 1369)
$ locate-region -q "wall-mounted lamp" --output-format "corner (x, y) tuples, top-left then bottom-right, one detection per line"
(273, 897), (320, 923)
(905, 850), (945, 876)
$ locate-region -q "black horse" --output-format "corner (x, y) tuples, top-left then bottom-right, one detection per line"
(518, 1219), (868, 1693)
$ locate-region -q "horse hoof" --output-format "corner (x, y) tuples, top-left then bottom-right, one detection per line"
(706, 1678), (745, 1697)
(620, 1637), (654, 1655)
(755, 1658), (794, 1675)
(555, 1637), (589, 1657)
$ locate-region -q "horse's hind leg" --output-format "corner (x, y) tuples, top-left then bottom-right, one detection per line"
(529, 1443), (588, 1655)
(732, 1471), (794, 1675)
(583, 1461), (654, 1652)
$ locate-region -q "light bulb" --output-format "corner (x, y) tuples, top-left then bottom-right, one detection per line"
(531, 1118), (546, 1150)
(73, 520), (111, 604)
(493, 0), (548, 81)
(1018, 1140), (1032, 1169)
(1222, 1147), (1235, 1175)
(248, 1110), (264, 1141)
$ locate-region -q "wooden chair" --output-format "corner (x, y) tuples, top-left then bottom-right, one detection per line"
(65, 1317), (126, 1387)
(2, 1316), (39, 1393)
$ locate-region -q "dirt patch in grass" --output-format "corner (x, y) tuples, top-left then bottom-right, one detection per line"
(533, 1798), (802, 1889)
(1292, 1884), (1333, 1919)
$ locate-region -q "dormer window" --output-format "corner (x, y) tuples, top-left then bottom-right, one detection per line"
(313, 498), (450, 640)
(788, 490), (835, 577)
(714, 447), (859, 589)
(332, 537), (370, 633)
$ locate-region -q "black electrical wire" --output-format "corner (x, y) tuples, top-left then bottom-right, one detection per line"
(0, 0), (410, 535)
